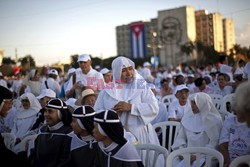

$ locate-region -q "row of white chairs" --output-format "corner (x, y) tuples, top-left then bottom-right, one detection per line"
(135, 144), (250, 167)
(2, 132), (249, 167)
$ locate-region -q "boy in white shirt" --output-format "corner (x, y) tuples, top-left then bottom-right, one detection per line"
(168, 84), (191, 122)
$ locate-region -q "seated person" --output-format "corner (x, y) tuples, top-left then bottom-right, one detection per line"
(93, 109), (143, 167)
(69, 105), (98, 167)
(219, 105), (250, 167)
(172, 93), (222, 166)
(30, 98), (72, 167)
(168, 85), (191, 122)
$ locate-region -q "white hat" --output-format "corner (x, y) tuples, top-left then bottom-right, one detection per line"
(95, 65), (100, 70)
(174, 84), (189, 94)
(65, 98), (78, 109)
(37, 89), (56, 99)
(77, 54), (91, 62)
(143, 62), (151, 67)
(48, 69), (58, 76)
(67, 68), (76, 75)
(100, 68), (110, 75)
(0, 72), (3, 77)
(166, 74), (172, 78)
(187, 74), (195, 78)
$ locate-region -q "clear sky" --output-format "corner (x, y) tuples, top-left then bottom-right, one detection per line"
(0, 0), (250, 66)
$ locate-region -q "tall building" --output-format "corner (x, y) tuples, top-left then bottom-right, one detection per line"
(223, 18), (235, 54)
(195, 10), (224, 52)
(116, 6), (234, 67)
(0, 49), (4, 65)
(116, 20), (159, 59)
(158, 6), (196, 66)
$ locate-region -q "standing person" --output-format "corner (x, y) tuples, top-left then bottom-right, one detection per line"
(69, 106), (98, 167)
(65, 54), (104, 99)
(30, 98), (72, 167)
(93, 109), (143, 167)
(21, 69), (41, 97)
(94, 56), (162, 166)
(172, 93), (222, 166)
(100, 68), (112, 84)
(41, 69), (61, 97)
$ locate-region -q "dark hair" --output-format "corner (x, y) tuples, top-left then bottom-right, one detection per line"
(218, 55), (227, 64)
(194, 78), (205, 87)
(160, 79), (168, 86)
(175, 75), (185, 85)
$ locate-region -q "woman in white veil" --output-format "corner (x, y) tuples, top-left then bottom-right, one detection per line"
(11, 92), (41, 143)
(172, 92), (222, 167)
(21, 69), (41, 97)
(94, 56), (163, 166)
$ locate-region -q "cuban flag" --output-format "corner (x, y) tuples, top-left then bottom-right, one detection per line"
(130, 23), (147, 59)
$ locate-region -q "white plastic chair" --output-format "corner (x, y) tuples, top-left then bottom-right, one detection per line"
(19, 134), (38, 157)
(220, 93), (235, 120)
(209, 94), (223, 111)
(229, 155), (250, 167)
(166, 147), (224, 167)
(153, 121), (180, 153)
(1, 132), (16, 151)
(161, 94), (176, 111)
(135, 143), (168, 167)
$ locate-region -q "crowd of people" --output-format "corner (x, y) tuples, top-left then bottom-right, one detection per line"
(0, 54), (250, 167)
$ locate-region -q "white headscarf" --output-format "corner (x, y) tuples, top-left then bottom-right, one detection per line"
(17, 92), (41, 119)
(182, 92), (222, 133)
(104, 56), (147, 101)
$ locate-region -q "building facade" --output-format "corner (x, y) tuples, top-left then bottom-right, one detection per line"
(223, 18), (235, 54)
(116, 6), (235, 67)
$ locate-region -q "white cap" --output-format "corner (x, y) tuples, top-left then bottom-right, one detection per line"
(37, 89), (56, 99)
(48, 69), (58, 76)
(187, 74), (195, 78)
(143, 62), (151, 67)
(174, 84), (189, 94)
(100, 68), (110, 75)
(95, 65), (100, 70)
(166, 74), (172, 78)
(65, 98), (78, 109)
(67, 68), (76, 75)
(77, 54), (91, 62)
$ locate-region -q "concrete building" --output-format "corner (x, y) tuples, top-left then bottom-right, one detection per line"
(116, 6), (234, 67)
(195, 10), (224, 52)
(158, 6), (196, 66)
(223, 18), (235, 54)
(0, 49), (4, 66)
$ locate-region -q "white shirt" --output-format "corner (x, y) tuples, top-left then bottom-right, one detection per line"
(151, 101), (168, 125)
(213, 85), (233, 97)
(219, 115), (250, 161)
(41, 78), (61, 97)
(243, 62), (250, 81)
(66, 68), (104, 98)
(0, 79), (7, 88)
(168, 99), (191, 121)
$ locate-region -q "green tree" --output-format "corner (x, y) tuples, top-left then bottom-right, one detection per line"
(2, 57), (16, 65)
(70, 54), (79, 68)
(18, 55), (36, 70)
